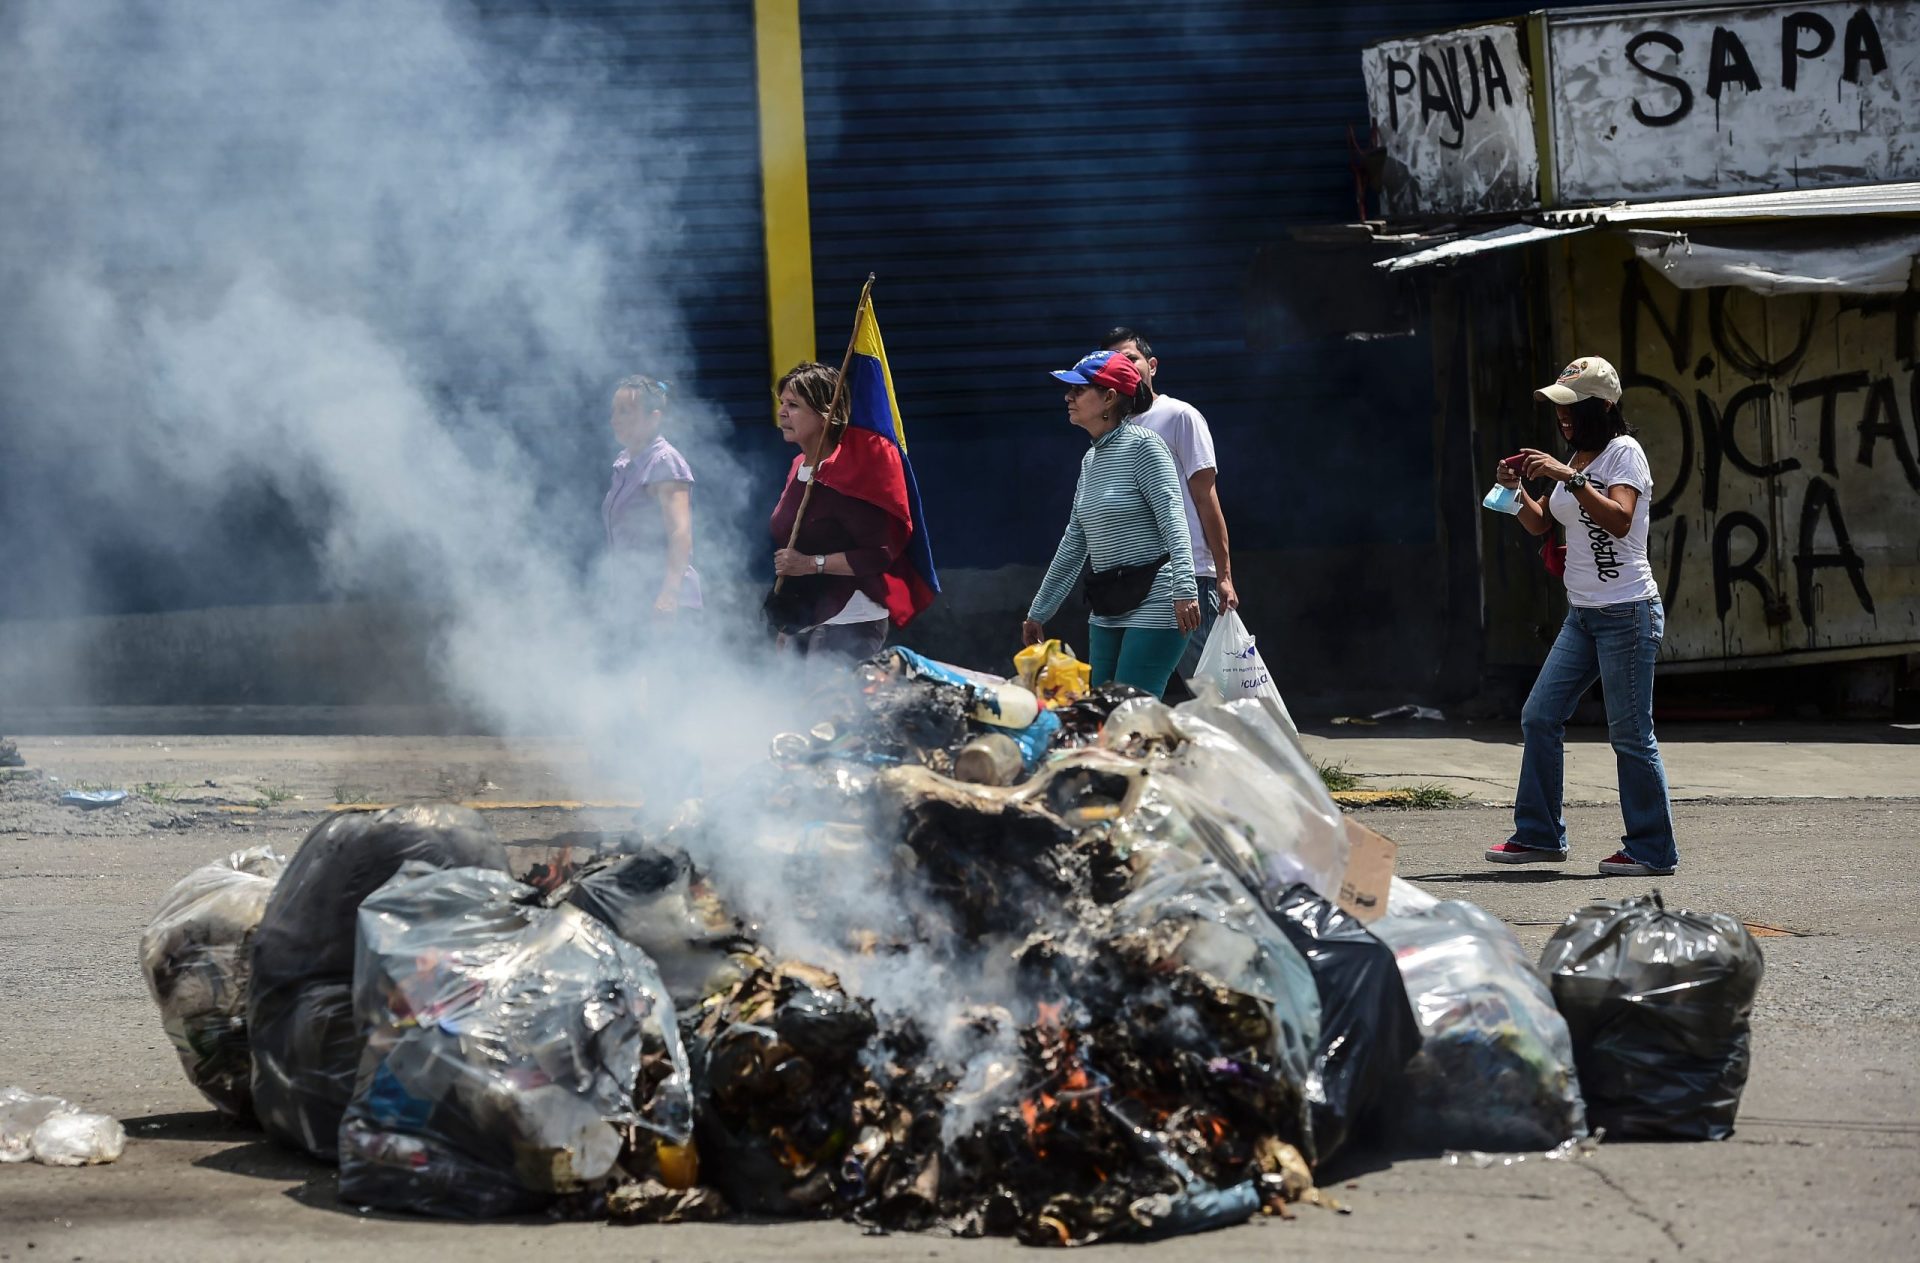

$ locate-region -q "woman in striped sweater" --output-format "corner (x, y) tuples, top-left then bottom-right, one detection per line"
(1022, 349), (1200, 694)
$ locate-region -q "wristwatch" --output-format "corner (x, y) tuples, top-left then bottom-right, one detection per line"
(813, 554), (826, 574)
(1567, 473), (1590, 491)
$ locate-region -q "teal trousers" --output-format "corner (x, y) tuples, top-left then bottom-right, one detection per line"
(1087, 623), (1191, 697)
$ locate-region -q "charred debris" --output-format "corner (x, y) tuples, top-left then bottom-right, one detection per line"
(141, 648), (1598, 1245)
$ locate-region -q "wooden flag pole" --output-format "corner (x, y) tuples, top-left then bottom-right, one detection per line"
(774, 273), (875, 594)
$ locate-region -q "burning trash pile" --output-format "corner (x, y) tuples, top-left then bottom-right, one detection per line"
(133, 647), (1754, 1243)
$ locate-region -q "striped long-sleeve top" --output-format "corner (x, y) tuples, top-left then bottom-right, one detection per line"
(1028, 422), (1197, 629)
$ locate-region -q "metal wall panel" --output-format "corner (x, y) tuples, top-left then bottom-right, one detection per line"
(1363, 20), (1540, 217)
(796, 0), (1524, 570)
(1555, 233), (1920, 665)
(1546, 1), (1920, 205)
(0, 1), (772, 621)
(471, 0), (769, 426)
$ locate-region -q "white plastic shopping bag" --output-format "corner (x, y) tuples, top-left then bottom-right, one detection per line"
(1189, 610), (1298, 738)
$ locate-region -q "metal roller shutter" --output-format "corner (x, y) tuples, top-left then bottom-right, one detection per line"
(472, 0), (769, 430)
(798, 1), (1524, 568)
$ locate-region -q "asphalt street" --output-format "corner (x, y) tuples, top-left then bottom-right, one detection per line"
(1, 734), (1915, 1263)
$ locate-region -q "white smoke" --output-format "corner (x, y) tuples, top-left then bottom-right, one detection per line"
(0, 0), (1029, 1050)
(0, 0), (791, 759)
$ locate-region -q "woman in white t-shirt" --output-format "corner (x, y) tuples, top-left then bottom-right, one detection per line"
(1483, 355), (1679, 877)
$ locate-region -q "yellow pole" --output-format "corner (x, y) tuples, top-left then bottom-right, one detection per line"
(754, 0), (816, 415)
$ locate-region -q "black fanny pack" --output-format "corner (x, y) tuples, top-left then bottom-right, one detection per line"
(1082, 553), (1170, 617)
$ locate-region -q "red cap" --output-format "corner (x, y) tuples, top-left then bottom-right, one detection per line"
(1050, 349), (1141, 395)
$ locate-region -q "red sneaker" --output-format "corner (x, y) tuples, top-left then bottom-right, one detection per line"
(1484, 841), (1567, 864)
(1597, 850), (1675, 877)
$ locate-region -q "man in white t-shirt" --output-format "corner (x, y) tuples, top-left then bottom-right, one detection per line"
(1102, 327), (1235, 687)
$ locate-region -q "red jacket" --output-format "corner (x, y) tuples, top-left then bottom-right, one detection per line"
(769, 465), (908, 629)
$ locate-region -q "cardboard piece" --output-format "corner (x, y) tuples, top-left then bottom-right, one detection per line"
(1337, 818), (1397, 923)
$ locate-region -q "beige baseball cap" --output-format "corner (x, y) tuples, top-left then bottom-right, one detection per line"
(1536, 355), (1622, 404)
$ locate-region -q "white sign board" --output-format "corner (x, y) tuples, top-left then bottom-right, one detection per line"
(1549, 2), (1920, 203)
(1363, 23), (1539, 217)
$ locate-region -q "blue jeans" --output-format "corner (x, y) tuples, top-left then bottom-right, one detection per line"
(1175, 577), (1221, 682)
(1511, 598), (1678, 869)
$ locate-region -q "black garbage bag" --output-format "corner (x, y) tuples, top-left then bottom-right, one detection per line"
(1539, 891), (1764, 1141)
(247, 804), (508, 1159)
(1053, 683), (1150, 747)
(338, 864), (692, 1218)
(1267, 884), (1422, 1165)
(561, 846), (757, 1009)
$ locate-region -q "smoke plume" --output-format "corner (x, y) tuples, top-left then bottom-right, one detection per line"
(0, 0), (1025, 1052)
(0, 0), (791, 743)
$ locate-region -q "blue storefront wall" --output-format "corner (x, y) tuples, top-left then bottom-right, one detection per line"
(0, 1), (772, 622)
(0, 0), (1523, 621)
(469, 2), (801, 552)
(797, 0), (1527, 580)
(0, 0), (1529, 711)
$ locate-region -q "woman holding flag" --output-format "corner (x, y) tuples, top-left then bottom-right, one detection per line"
(769, 362), (909, 661)
(766, 285), (939, 667)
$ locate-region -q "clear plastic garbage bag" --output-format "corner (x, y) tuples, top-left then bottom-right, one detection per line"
(1101, 697), (1348, 909)
(1111, 865), (1323, 1147)
(1, 1088), (75, 1163)
(339, 863), (692, 1219)
(561, 845), (755, 1009)
(1539, 892), (1763, 1140)
(30, 1112), (126, 1166)
(1372, 899), (1587, 1153)
(248, 804), (509, 1159)
(140, 846), (287, 1119)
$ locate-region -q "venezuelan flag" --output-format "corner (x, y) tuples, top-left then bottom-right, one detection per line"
(813, 293), (939, 626)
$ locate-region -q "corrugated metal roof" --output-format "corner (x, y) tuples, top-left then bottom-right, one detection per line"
(1377, 223), (1588, 271)
(1541, 182), (1920, 226)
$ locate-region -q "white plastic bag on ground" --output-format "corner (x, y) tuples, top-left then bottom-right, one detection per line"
(1, 1088), (75, 1162)
(31, 1112), (126, 1166)
(1188, 611), (1298, 739)
(1, 1088), (126, 1166)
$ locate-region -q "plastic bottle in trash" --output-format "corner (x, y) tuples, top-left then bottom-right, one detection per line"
(968, 681), (1040, 730)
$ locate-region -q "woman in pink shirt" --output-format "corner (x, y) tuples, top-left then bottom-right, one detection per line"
(600, 375), (702, 810)
(602, 375), (701, 618)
